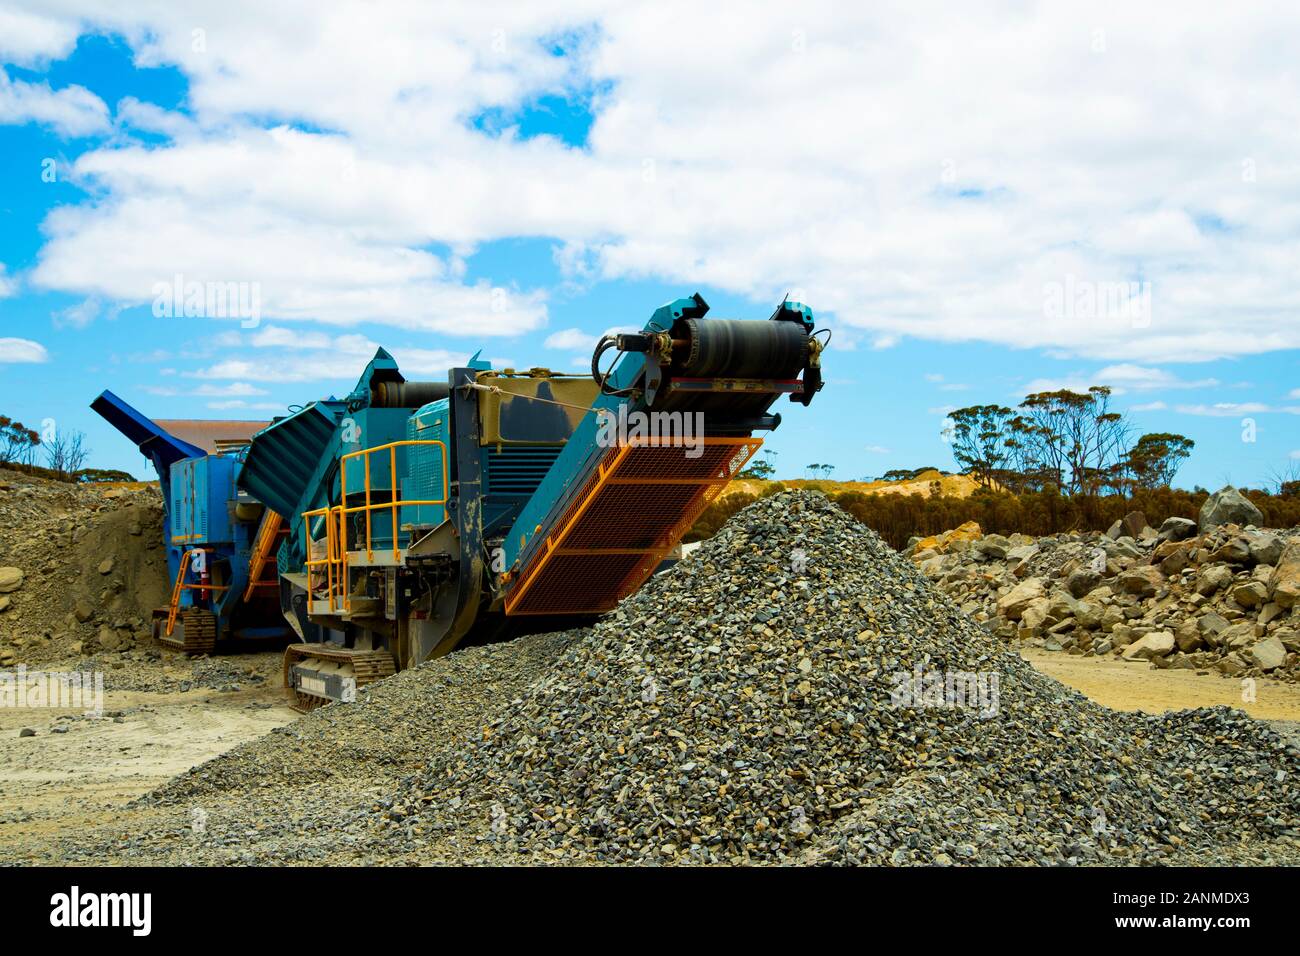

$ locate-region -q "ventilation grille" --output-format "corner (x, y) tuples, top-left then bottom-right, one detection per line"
(485, 446), (563, 496)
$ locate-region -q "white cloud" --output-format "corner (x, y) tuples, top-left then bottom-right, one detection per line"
(114, 96), (198, 139)
(53, 297), (104, 328)
(544, 327), (595, 350)
(0, 337), (49, 363)
(1173, 402), (1300, 417)
(1092, 364), (1219, 391)
(0, 8), (80, 65)
(188, 325), (468, 383)
(1289, 388), (1300, 399)
(1018, 376), (1099, 396)
(1022, 364), (1221, 397)
(1130, 401), (1167, 412)
(865, 445), (891, 454)
(146, 381), (268, 397)
(33, 188), (548, 336)
(0, 264), (13, 298)
(128, 348), (171, 363)
(12, 4), (1300, 361)
(0, 67), (108, 136)
(206, 399), (283, 411)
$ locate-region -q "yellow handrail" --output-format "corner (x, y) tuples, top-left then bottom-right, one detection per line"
(303, 504), (344, 613)
(339, 440), (449, 562)
(302, 439), (449, 614)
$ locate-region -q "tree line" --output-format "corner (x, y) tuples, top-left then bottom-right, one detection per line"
(0, 414), (99, 481)
(945, 386), (1195, 494)
(688, 483), (1300, 551)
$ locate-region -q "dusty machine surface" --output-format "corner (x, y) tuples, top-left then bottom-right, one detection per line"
(208, 293), (823, 708)
(90, 392), (295, 654)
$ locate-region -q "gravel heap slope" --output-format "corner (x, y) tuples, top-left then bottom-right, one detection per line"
(385, 491), (1300, 865)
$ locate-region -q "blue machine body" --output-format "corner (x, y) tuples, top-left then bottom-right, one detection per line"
(170, 455), (240, 548)
(91, 390), (293, 644)
(404, 399), (450, 528)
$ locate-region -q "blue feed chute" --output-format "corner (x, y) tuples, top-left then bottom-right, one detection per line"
(91, 390), (205, 586)
(91, 390), (206, 477)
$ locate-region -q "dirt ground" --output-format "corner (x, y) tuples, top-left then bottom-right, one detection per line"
(1, 645), (1299, 864)
(1021, 648), (1300, 723)
(0, 675), (294, 863)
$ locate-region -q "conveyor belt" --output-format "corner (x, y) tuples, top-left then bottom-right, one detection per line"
(503, 436), (760, 615)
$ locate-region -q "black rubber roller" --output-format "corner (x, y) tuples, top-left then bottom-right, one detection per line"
(371, 380), (451, 408)
(679, 318), (808, 378)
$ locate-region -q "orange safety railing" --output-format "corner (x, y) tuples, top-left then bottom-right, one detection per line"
(165, 547), (230, 636)
(302, 440), (449, 614)
(339, 440), (449, 562)
(303, 504), (345, 612)
(243, 510), (287, 601)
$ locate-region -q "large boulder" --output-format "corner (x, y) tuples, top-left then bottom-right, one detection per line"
(1157, 516), (1197, 543)
(0, 567), (23, 594)
(1066, 567), (1103, 598)
(1122, 631), (1176, 661)
(1271, 541), (1300, 609)
(1018, 599), (1051, 638)
(1121, 511), (1151, 539)
(1174, 619), (1203, 653)
(1047, 590), (1078, 621)
(913, 520), (982, 555)
(1219, 621), (1258, 650)
(1230, 580), (1269, 608)
(1211, 537), (1252, 564)
(1074, 600), (1105, 630)
(1198, 487), (1263, 532)
(1249, 637), (1287, 672)
(1196, 564), (1234, 596)
(1158, 545), (1191, 576)
(1248, 534), (1285, 567)
(1197, 611), (1230, 646)
(1117, 565), (1164, 598)
(973, 534), (1010, 560)
(997, 578), (1047, 620)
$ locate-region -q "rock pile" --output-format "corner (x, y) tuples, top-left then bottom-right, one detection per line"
(0, 470), (167, 666)
(907, 489), (1299, 681)
(375, 491), (1300, 865)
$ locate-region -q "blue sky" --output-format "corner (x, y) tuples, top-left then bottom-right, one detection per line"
(0, 5), (1297, 488)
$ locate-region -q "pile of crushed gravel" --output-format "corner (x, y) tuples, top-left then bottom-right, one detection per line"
(382, 491), (1300, 865)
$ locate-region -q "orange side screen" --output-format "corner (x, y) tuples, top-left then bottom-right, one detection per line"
(503, 436), (761, 616)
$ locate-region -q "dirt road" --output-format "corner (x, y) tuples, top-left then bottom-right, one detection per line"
(0, 683), (294, 862)
(1021, 648), (1300, 721)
